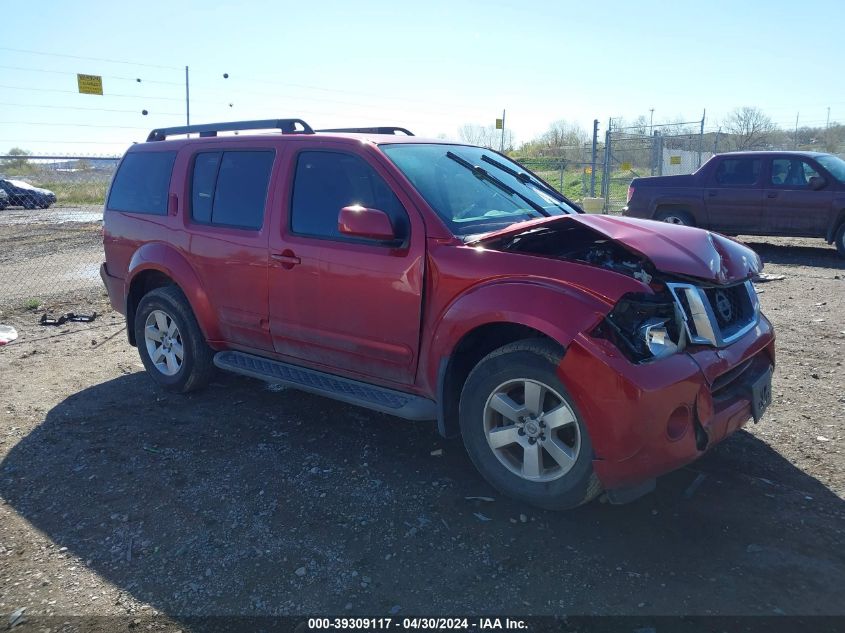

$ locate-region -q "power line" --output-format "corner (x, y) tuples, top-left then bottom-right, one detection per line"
(0, 46), (182, 70)
(0, 64), (183, 86)
(0, 121), (150, 130)
(0, 84), (192, 102)
(0, 101), (182, 116)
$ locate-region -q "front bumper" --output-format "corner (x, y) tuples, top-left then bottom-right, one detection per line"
(558, 315), (775, 490)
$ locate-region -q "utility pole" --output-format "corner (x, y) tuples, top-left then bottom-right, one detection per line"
(794, 112), (800, 149)
(827, 106), (831, 130)
(590, 119), (599, 197)
(649, 108), (654, 136)
(500, 109), (506, 152)
(185, 65), (191, 137)
(697, 109), (706, 168)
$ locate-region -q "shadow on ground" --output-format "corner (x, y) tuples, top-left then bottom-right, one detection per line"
(1, 372), (844, 617)
(741, 239), (845, 270)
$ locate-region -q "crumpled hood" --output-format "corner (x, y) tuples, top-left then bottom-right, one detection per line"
(475, 214), (762, 284)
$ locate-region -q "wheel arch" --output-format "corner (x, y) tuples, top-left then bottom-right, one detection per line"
(125, 243), (220, 346)
(825, 207), (845, 244)
(427, 281), (608, 438)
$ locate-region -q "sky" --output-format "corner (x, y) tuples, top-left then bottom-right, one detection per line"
(0, 0), (843, 156)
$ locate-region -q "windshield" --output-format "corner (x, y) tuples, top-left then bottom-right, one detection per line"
(817, 154), (845, 183)
(381, 144), (578, 237)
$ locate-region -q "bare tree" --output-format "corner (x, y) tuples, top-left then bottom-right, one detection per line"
(722, 107), (778, 150)
(458, 124), (513, 151)
(539, 120), (588, 148)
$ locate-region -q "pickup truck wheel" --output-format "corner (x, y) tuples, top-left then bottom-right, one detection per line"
(654, 209), (694, 226)
(459, 339), (601, 510)
(134, 286), (215, 393)
(835, 223), (845, 258)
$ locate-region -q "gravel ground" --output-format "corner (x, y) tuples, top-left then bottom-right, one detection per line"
(0, 236), (843, 629)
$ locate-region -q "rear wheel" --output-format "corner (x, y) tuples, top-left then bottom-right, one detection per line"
(459, 339), (601, 510)
(835, 223), (845, 258)
(134, 286), (215, 393)
(654, 209), (694, 226)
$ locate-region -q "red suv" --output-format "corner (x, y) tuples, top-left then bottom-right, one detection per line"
(101, 119), (776, 509)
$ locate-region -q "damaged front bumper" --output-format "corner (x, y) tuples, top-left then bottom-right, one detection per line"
(557, 314), (775, 492)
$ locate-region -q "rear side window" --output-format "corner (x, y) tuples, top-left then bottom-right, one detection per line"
(713, 158), (762, 186)
(108, 151), (176, 214)
(290, 151), (408, 241)
(190, 150), (274, 230)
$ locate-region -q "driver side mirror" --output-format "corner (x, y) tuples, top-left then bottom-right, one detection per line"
(338, 205), (396, 241)
(809, 175), (827, 191)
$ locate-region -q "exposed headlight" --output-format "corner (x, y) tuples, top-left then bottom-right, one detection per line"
(595, 293), (686, 362)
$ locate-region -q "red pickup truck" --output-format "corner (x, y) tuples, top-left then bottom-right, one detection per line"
(623, 151), (845, 256)
(101, 119), (775, 509)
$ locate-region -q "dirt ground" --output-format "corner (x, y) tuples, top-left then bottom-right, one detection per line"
(0, 235), (843, 629)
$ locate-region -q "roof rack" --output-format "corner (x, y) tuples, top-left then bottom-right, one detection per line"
(147, 118), (314, 142)
(316, 126), (414, 136)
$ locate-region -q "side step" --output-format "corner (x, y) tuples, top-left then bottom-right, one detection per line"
(213, 351), (436, 421)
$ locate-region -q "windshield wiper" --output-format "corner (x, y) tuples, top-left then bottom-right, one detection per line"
(480, 154), (564, 201)
(446, 151), (550, 217)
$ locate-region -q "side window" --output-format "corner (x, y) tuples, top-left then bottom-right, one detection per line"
(771, 158), (820, 188)
(108, 151), (176, 214)
(190, 150), (274, 230)
(290, 151), (409, 241)
(713, 158), (762, 186)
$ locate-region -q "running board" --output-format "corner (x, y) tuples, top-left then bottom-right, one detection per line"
(213, 351), (436, 421)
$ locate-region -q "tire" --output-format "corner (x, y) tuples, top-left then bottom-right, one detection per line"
(458, 339), (602, 510)
(654, 208), (695, 226)
(134, 285), (215, 393)
(835, 223), (845, 258)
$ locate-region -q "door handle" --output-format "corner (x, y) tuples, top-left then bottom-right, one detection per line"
(767, 192), (778, 198)
(271, 250), (301, 269)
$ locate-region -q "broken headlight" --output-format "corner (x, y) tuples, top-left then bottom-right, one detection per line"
(595, 293), (687, 362)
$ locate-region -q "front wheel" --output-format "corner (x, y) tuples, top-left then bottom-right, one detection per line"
(459, 339), (601, 510)
(654, 209), (694, 226)
(134, 285), (215, 393)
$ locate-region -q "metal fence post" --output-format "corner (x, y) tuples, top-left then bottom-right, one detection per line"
(590, 119), (598, 197)
(697, 109), (705, 168)
(602, 124), (612, 211)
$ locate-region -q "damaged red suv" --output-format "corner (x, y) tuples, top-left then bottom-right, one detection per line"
(101, 119), (775, 509)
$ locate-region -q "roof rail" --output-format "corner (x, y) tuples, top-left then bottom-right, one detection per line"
(147, 118), (314, 142)
(316, 126), (414, 136)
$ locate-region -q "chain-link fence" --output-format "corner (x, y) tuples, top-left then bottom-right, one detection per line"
(0, 155), (116, 310)
(601, 120), (711, 212)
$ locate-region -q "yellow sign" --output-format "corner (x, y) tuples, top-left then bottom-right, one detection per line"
(670, 155), (682, 165)
(495, 118), (503, 130)
(621, 161), (632, 171)
(77, 74), (103, 95)
(584, 166), (593, 175)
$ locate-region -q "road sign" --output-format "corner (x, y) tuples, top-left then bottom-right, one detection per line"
(495, 118), (503, 130)
(670, 155), (682, 165)
(621, 161), (632, 171)
(77, 74), (103, 95)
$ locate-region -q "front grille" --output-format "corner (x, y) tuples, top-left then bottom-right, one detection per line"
(668, 280), (759, 347)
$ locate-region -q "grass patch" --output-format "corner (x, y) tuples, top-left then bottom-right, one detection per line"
(32, 181), (108, 206)
(22, 297), (42, 311)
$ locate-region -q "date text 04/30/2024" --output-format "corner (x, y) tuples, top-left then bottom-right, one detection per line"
(306, 617), (528, 630)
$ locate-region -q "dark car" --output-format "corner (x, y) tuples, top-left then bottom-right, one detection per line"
(100, 118), (775, 510)
(0, 179), (56, 209)
(623, 151), (845, 256)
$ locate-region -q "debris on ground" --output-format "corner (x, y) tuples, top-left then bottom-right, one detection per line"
(683, 473), (708, 499)
(39, 311), (98, 326)
(465, 496), (495, 502)
(0, 324), (18, 345)
(754, 273), (786, 282)
(430, 448), (444, 456)
(473, 512), (492, 522)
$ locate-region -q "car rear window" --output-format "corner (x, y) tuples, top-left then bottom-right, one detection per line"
(108, 151), (176, 214)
